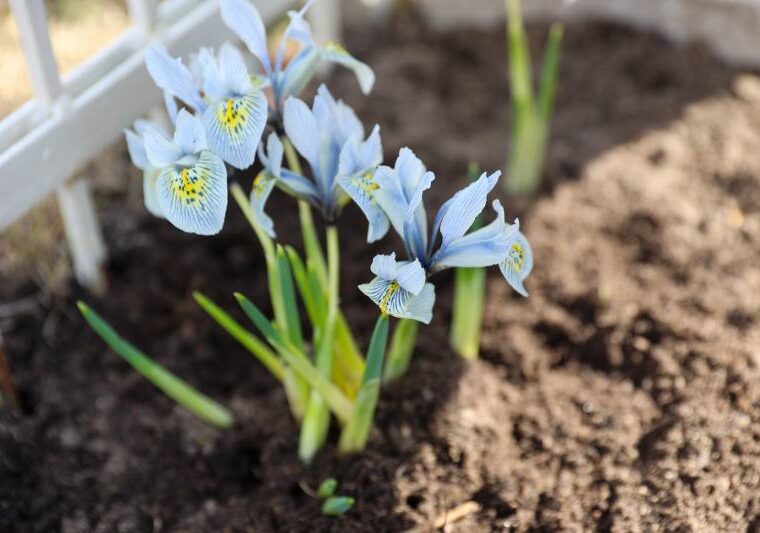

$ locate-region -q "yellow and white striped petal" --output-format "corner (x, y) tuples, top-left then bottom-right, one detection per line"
(202, 91), (267, 170)
(499, 231), (533, 297)
(156, 151), (228, 235)
(359, 278), (435, 324)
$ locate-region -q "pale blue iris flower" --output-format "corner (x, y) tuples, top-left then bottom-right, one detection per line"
(220, 0), (374, 120)
(138, 109), (228, 235)
(370, 148), (533, 297)
(252, 85), (383, 237)
(359, 253), (435, 324)
(125, 118), (164, 219)
(144, 42), (267, 170)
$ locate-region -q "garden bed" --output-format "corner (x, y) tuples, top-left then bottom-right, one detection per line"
(2, 14), (760, 532)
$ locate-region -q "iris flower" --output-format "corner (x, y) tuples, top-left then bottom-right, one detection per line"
(132, 109), (228, 235)
(144, 42), (268, 170)
(219, 0), (374, 122)
(252, 85), (383, 238)
(359, 253), (435, 324)
(370, 148), (534, 295)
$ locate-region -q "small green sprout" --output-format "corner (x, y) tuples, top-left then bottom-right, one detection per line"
(317, 478), (338, 498)
(310, 478), (355, 516)
(322, 496), (355, 516)
(505, 0), (563, 196)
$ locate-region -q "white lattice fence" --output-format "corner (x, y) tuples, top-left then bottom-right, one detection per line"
(0, 0), (337, 289)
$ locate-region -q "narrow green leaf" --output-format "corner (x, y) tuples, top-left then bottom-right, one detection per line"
(277, 245), (304, 347)
(382, 319), (419, 383)
(192, 292), (284, 381)
(322, 496), (355, 516)
(507, 0), (534, 111)
(235, 293), (353, 423)
(317, 478), (338, 499)
(78, 302), (233, 429)
(339, 315), (389, 453)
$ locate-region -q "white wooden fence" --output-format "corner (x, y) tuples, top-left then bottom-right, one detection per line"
(0, 0), (338, 290)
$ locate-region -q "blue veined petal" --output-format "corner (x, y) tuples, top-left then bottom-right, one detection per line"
(277, 46), (321, 105)
(283, 96), (320, 169)
(156, 151), (228, 235)
(144, 46), (205, 111)
(404, 283), (435, 324)
(499, 230), (533, 297)
(196, 47), (227, 101)
(173, 109), (207, 155)
(202, 90), (267, 169)
(401, 170), (434, 262)
(358, 278), (434, 324)
(278, 168), (320, 203)
(338, 170), (390, 243)
(373, 165), (407, 237)
(125, 128), (148, 170)
(395, 147), (427, 201)
(258, 132), (283, 178)
(142, 168), (164, 218)
(321, 41), (375, 94)
(437, 171), (500, 251)
(249, 170), (278, 238)
(274, 0), (316, 70)
(315, 85), (363, 146)
(431, 200), (520, 270)
(143, 125), (183, 167)
(218, 42), (253, 96)
(219, 0), (272, 74)
(395, 260), (426, 295)
(370, 253), (398, 280)
(163, 91), (178, 124)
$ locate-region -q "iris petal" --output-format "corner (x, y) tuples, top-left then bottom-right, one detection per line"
(358, 278), (434, 324)
(219, 0), (272, 73)
(369, 253), (397, 279)
(202, 91), (267, 169)
(339, 170), (389, 243)
(142, 169), (164, 218)
(437, 171), (500, 251)
(249, 170), (277, 238)
(156, 151), (228, 235)
(144, 46), (205, 111)
(322, 41), (375, 94)
(499, 231), (533, 297)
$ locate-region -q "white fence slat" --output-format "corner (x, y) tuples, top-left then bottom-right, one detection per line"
(56, 179), (107, 292)
(127, 0), (159, 34)
(8, 0), (62, 106)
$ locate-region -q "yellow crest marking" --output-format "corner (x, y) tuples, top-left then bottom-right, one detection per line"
(379, 281), (400, 315)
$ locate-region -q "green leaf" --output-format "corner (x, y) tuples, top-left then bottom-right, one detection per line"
(317, 478), (338, 498)
(322, 496), (354, 516)
(192, 292), (284, 380)
(235, 293), (353, 423)
(78, 301), (233, 429)
(339, 315), (389, 453)
(277, 245), (304, 347)
(538, 23), (563, 122)
(382, 319), (419, 383)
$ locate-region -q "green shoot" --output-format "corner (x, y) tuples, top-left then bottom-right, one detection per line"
(382, 319), (419, 383)
(78, 302), (233, 429)
(339, 315), (390, 454)
(450, 163), (487, 359)
(505, 0), (563, 196)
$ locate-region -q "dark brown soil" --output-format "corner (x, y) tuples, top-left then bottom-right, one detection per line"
(3, 13), (760, 533)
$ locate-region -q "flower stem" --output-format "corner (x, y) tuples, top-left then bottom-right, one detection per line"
(450, 266), (486, 359)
